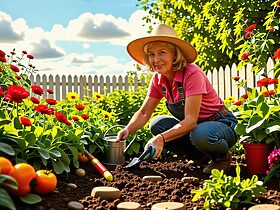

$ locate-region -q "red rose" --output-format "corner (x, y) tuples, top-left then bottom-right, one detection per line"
(30, 97), (40, 104)
(241, 93), (248, 99)
(55, 112), (68, 123)
(273, 48), (280, 60)
(234, 101), (244, 106)
(10, 65), (20, 72)
(20, 117), (32, 126)
(245, 24), (257, 32)
(257, 78), (272, 87)
(241, 52), (250, 61)
(0, 57), (7, 62)
(81, 114), (89, 120)
(75, 105), (85, 110)
(46, 98), (57, 105)
(5, 85), (30, 103)
(34, 104), (54, 115)
(31, 85), (44, 95)
(0, 50), (6, 58)
(270, 78), (279, 84)
(47, 89), (54, 94)
(72, 116), (79, 121)
(27, 54), (34, 59)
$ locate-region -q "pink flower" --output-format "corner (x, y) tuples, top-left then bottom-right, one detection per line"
(244, 31), (251, 39)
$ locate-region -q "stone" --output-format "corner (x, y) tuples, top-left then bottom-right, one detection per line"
(91, 186), (121, 201)
(67, 183), (78, 189)
(67, 201), (84, 210)
(248, 204), (280, 210)
(117, 201), (142, 210)
(151, 202), (186, 210)
(181, 177), (199, 184)
(75, 168), (86, 177)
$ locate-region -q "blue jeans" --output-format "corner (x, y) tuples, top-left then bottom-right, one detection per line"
(149, 111), (237, 161)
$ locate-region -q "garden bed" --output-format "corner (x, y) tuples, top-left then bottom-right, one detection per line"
(15, 154), (280, 210)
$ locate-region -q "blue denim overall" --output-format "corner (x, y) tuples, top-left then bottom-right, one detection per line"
(149, 80), (238, 162)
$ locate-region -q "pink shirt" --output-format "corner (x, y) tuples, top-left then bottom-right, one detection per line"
(148, 64), (224, 121)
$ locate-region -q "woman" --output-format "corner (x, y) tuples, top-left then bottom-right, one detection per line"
(117, 24), (237, 173)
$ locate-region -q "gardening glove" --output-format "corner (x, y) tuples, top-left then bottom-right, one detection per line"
(144, 134), (164, 159)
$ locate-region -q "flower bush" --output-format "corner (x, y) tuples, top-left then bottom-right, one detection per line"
(230, 0), (280, 148)
(264, 148), (280, 184)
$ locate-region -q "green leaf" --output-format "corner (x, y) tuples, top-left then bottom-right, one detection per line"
(0, 188), (16, 210)
(246, 116), (265, 133)
(13, 117), (22, 129)
(34, 126), (44, 137)
(19, 193), (42, 204)
(0, 119), (11, 126)
(38, 148), (50, 159)
(0, 142), (15, 155)
(24, 132), (36, 146)
(0, 174), (18, 190)
(3, 125), (18, 136)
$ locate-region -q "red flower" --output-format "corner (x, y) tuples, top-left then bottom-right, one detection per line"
(5, 85), (30, 103)
(55, 112), (68, 123)
(65, 120), (72, 126)
(31, 85), (44, 95)
(81, 114), (89, 120)
(75, 105), (85, 110)
(0, 57), (7, 62)
(22, 50), (27, 54)
(245, 24), (257, 32)
(244, 31), (251, 39)
(270, 78), (279, 84)
(15, 75), (22, 80)
(27, 54), (34, 59)
(10, 65), (20, 72)
(10, 51), (15, 55)
(273, 48), (280, 60)
(20, 117), (32, 126)
(232, 76), (240, 81)
(46, 98), (57, 105)
(241, 93), (248, 99)
(0, 86), (4, 96)
(34, 104), (54, 115)
(262, 90), (276, 97)
(234, 100), (244, 106)
(241, 52), (250, 61)
(72, 116), (79, 121)
(30, 97), (40, 104)
(269, 26), (275, 33)
(257, 78), (272, 87)
(0, 66), (2, 72)
(0, 50), (6, 58)
(47, 89), (54, 94)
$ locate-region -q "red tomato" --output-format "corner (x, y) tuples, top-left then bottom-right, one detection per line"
(33, 170), (57, 195)
(78, 152), (89, 163)
(0, 157), (13, 174)
(8, 163), (37, 196)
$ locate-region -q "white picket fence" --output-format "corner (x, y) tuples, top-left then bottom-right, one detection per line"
(29, 58), (275, 101)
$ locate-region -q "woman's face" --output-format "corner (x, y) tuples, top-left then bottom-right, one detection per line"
(147, 42), (176, 76)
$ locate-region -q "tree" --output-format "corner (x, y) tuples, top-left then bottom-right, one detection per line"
(136, 0), (280, 72)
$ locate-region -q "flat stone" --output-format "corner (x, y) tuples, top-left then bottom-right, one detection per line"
(143, 175), (163, 182)
(91, 186), (121, 201)
(75, 168), (86, 177)
(248, 204), (280, 210)
(67, 183), (78, 189)
(67, 201), (84, 210)
(181, 177), (199, 184)
(151, 202), (186, 210)
(117, 202), (142, 210)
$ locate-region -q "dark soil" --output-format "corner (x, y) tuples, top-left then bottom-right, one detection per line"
(15, 154), (280, 210)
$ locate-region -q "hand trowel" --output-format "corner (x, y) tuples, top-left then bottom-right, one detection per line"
(123, 145), (156, 169)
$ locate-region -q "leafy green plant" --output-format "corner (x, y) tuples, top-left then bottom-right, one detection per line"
(191, 162), (267, 210)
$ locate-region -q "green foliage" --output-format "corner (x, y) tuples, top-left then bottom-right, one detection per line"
(191, 162), (267, 210)
(136, 0), (280, 71)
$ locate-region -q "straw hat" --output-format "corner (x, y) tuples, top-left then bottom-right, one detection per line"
(127, 24), (197, 65)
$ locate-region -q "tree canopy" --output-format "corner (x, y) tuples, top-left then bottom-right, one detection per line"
(137, 0), (280, 72)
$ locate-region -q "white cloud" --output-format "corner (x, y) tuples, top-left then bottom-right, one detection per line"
(0, 9), (154, 76)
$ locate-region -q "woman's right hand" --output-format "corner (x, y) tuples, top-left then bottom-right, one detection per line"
(116, 128), (129, 142)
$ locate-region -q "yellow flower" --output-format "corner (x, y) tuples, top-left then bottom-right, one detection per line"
(66, 92), (80, 102)
(102, 110), (112, 119)
(81, 100), (90, 105)
(93, 92), (104, 100)
(225, 96), (235, 102)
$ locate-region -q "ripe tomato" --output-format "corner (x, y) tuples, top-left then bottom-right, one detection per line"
(0, 157), (13, 174)
(33, 170), (57, 195)
(78, 152), (89, 163)
(8, 163), (37, 196)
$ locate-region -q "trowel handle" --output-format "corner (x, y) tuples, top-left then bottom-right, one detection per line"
(139, 145), (154, 161)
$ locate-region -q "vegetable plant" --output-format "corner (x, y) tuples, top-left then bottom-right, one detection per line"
(191, 162), (267, 210)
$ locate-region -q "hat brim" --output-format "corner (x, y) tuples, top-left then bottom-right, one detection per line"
(127, 36), (197, 65)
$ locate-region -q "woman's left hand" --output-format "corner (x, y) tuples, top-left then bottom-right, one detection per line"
(144, 135), (164, 159)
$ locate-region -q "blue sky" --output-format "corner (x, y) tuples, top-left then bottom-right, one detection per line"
(0, 0), (153, 76)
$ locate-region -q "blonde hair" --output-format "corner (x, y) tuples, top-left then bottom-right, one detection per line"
(143, 41), (187, 72)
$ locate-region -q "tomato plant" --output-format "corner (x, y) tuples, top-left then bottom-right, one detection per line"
(33, 170), (57, 195)
(0, 157), (13, 175)
(8, 163), (37, 196)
